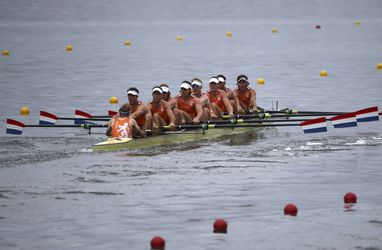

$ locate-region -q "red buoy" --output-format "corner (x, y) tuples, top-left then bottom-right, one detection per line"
(213, 219), (228, 233)
(344, 192), (357, 204)
(316, 25), (321, 29)
(151, 236), (165, 250)
(284, 203), (298, 216)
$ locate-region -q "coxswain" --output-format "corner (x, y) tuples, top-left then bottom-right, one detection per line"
(147, 86), (176, 128)
(234, 75), (258, 112)
(173, 80), (206, 124)
(191, 77), (211, 120)
(106, 103), (144, 138)
(216, 74), (243, 114)
(126, 87), (153, 132)
(207, 77), (234, 119)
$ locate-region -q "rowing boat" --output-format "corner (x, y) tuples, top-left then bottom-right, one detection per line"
(92, 126), (261, 152)
(7, 106), (378, 152)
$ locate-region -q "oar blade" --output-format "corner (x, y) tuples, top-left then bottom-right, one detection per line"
(330, 112), (357, 128)
(39, 111), (58, 125)
(6, 119), (25, 135)
(355, 106), (379, 122)
(74, 110), (94, 125)
(300, 117), (327, 133)
(108, 110), (118, 116)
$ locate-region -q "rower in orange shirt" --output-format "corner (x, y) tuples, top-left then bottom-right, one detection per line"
(191, 77), (211, 120)
(160, 83), (177, 110)
(147, 86), (176, 128)
(216, 74), (243, 114)
(106, 103), (144, 138)
(234, 75), (258, 112)
(173, 81), (207, 124)
(207, 77), (234, 119)
(127, 87), (153, 132)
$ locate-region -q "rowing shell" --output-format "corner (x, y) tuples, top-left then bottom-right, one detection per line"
(92, 126), (261, 152)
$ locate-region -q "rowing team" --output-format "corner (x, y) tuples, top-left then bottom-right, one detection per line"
(106, 74), (258, 138)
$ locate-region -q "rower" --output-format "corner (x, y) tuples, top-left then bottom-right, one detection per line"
(234, 74), (258, 112)
(207, 77), (234, 119)
(216, 74), (243, 114)
(147, 86), (176, 129)
(160, 83), (177, 110)
(127, 87), (153, 132)
(173, 80), (206, 124)
(191, 77), (211, 120)
(106, 103), (144, 138)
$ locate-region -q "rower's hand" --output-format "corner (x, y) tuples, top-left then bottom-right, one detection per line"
(237, 107), (245, 114)
(193, 117), (200, 123)
(227, 113), (234, 118)
(169, 122), (176, 129)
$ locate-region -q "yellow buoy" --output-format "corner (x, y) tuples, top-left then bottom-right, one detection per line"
(355, 20), (361, 26)
(20, 106), (30, 116)
(377, 63), (382, 70)
(320, 70), (328, 77)
(2, 49), (10, 56)
(272, 28), (278, 33)
(124, 40), (131, 46)
(109, 96), (119, 104)
(176, 35), (183, 41)
(66, 44), (73, 52)
(226, 31), (233, 37)
(257, 78), (265, 85)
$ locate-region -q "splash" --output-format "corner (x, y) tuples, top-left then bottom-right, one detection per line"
(345, 139), (366, 145)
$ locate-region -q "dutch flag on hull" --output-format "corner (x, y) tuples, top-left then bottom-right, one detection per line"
(330, 113), (357, 128)
(6, 119), (25, 135)
(39, 111), (58, 125)
(74, 110), (94, 125)
(300, 117), (327, 133)
(356, 106), (379, 122)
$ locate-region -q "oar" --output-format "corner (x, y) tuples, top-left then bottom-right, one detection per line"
(163, 122), (301, 131)
(6, 119), (106, 135)
(223, 113), (340, 119)
(261, 108), (347, 115)
(39, 111), (110, 125)
(210, 118), (330, 124)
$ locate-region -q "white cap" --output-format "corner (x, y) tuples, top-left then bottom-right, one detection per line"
(161, 86), (170, 93)
(180, 82), (192, 90)
(127, 90), (139, 96)
(152, 87), (163, 94)
(209, 77), (219, 84)
(218, 76), (225, 83)
(191, 80), (202, 87)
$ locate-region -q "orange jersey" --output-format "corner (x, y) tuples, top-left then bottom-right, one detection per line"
(131, 101), (146, 127)
(150, 100), (170, 124)
(111, 117), (131, 138)
(176, 95), (197, 118)
(236, 88), (251, 108)
(208, 90), (226, 112)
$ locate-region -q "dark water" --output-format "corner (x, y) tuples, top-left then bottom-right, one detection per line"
(1, 0), (382, 249)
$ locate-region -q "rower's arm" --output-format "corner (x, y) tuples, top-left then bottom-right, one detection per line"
(131, 104), (147, 120)
(233, 91), (243, 112)
(165, 102), (176, 125)
(106, 119), (113, 136)
(194, 100), (204, 123)
(131, 119), (145, 137)
(222, 92), (234, 116)
(250, 89), (257, 111)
